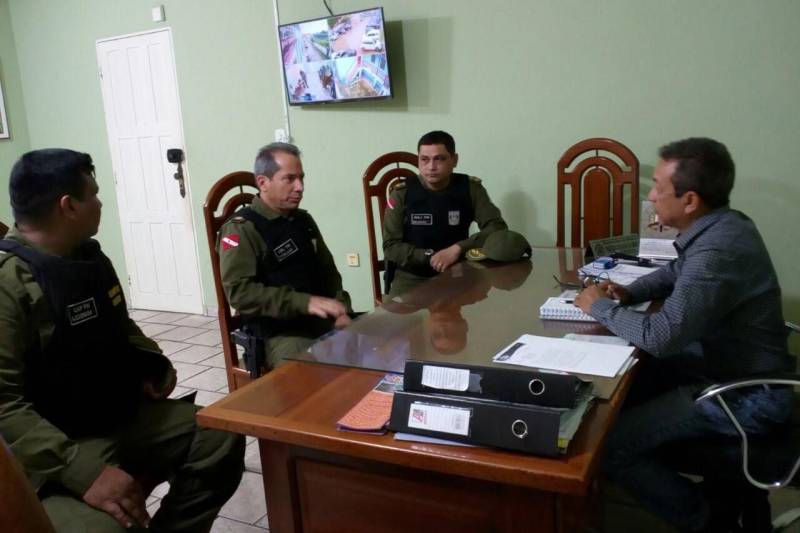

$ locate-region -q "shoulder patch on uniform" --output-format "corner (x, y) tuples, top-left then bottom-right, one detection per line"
(221, 234), (240, 250)
(230, 216), (246, 223)
(469, 176), (482, 183)
(389, 180), (406, 192)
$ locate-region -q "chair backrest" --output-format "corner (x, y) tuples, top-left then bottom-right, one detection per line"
(362, 151), (419, 305)
(0, 220), (8, 237)
(0, 437), (56, 533)
(203, 171), (259, 391)
(557, 138), (640, 248)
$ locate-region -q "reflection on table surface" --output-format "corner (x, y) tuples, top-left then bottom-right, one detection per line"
(287, 247), (607, 373)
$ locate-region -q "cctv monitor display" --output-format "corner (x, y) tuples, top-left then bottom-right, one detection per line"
(279, 7), (392, 105)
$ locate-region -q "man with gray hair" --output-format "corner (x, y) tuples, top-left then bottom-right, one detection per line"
(218, 143), (352, 368)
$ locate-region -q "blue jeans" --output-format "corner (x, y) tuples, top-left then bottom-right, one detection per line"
(602, 356), (793, 532)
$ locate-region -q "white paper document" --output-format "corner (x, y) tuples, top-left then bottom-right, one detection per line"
(493, 334), (635, 377)
(394, 432), (476, 447)
(563, 333), (631, 346)
(639, 238), (678, 260)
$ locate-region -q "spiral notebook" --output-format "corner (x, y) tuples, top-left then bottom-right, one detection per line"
(539, 297), (596, 322)
(539, 290), (651, 322)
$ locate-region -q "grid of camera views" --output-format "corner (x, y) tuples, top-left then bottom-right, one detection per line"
(280, 8), (391, 104)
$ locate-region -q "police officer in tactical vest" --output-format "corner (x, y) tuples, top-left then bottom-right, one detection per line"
(382, 130), (508, 297)
(218, 143), (352, 370)
(0, 149), (245, 532)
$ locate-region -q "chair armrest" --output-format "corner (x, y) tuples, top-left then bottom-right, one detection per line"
(695, 373), (800, 404)
(694, 372), (800, 490)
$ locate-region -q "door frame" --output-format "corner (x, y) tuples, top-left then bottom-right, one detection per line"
(96, 27), (205, 314)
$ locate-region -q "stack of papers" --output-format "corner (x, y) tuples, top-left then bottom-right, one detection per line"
(579, 262), (654, 286)
(493, 334), (635, 378)
(493, 333), (636, 400)
(557, 388), (595, 452)
(639, 238), (678, 260)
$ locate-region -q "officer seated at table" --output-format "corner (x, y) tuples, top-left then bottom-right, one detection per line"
(0, 148), (245, 532)
(218, 142), (353, 369)
(382, 130), (508, 298)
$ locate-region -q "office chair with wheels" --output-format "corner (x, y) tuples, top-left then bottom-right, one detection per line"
(557, 138), (640, 248)
(203, 171), (263, 391)
(665, 321), (800, 532)
(362, 151), (418, 305)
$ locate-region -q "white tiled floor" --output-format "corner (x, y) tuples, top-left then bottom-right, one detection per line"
(134, 309), (800, 533)
(133, 309), (269, 532)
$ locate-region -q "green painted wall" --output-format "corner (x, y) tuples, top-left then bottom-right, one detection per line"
(0, 0), (30, 225)
(2, 0), (800, 320)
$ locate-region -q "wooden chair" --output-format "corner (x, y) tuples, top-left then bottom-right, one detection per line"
(556, 138), (639, 248)
(203, 171), (259, 391)
(0, 220), (8, 237)
(0, 436), (56, 533)
(362, 151), (418, 305)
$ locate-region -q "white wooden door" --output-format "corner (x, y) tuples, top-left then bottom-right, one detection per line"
(96, 29), (203, 314)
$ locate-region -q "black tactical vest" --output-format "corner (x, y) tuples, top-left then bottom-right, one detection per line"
(402, 173), (474, 275)
(0, 239), (165, 438)
(234, 208), (333, 337)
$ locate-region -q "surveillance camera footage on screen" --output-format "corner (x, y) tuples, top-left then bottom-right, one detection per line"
(279, 7), (393, 105)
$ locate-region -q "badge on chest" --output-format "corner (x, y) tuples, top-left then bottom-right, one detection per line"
(411, 214), (433, 226)
(67, 297), (99, 325)
(273, 238), (300, 262)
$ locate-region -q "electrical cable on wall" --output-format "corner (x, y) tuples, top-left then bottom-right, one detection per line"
(323, 0), (334, 16)
(272, 0), (292, 141)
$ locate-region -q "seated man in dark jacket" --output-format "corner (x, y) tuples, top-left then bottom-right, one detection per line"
(0, 149), (245, 533)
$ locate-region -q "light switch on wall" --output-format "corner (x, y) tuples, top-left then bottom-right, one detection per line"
(151, 5), (165, 22)
(346, 253), (360, 267)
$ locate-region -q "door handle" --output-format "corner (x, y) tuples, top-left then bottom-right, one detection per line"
(167, 148), (186, 198)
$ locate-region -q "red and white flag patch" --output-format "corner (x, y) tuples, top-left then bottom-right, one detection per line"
(222, 234), (240, 250)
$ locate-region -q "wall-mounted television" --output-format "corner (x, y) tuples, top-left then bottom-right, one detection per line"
(279, 7), (392, 105)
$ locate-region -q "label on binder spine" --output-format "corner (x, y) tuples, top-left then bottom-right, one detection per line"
(407, 402), (471, 436)
(421, 365), (470, 391)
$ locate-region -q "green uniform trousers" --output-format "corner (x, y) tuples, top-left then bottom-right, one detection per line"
(266, 335), (315, 368)
(41, 398), (245, 533)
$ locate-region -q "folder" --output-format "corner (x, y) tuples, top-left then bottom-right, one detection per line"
(402, 360), (586, 408)
(389, 390), (565, 456)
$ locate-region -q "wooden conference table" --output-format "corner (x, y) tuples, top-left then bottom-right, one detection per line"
(198, 248), (637, 533)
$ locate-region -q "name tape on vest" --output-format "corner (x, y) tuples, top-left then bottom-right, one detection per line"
(274, 238), (299, 262)
(67, 297), (99, 326)
(411, 214), (433, 226)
